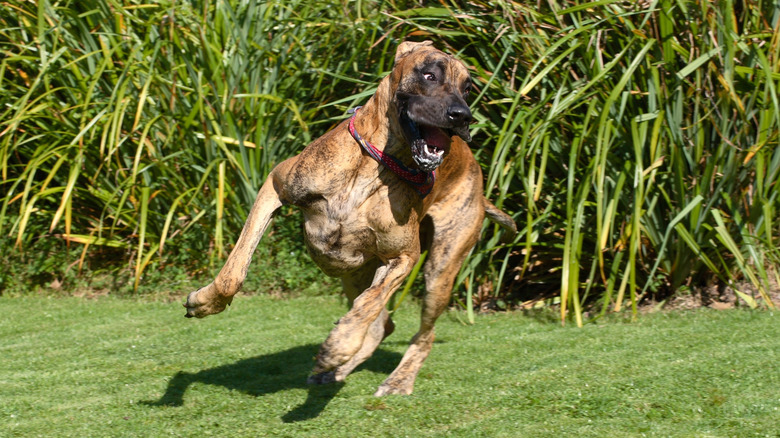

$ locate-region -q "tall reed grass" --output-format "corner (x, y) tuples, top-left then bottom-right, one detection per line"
(2, 1), (778, 323)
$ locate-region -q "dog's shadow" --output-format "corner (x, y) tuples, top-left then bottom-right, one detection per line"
(142, 344), (401, 422)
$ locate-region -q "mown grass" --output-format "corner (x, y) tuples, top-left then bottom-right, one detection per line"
(1, 295), (777, 437)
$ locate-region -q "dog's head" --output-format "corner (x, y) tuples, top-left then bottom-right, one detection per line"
(390, 41), (473, 172)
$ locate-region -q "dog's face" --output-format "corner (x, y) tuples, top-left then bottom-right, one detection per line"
(391, 41), (473, 172)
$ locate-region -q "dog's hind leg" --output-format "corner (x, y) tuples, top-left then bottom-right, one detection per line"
(184, 158), (295, 318)
(374, 201), (483, 396)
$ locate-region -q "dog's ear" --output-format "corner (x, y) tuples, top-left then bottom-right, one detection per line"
(394, 40), (434, 63)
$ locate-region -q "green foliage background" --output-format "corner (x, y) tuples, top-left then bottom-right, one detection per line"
(2, 0), (779, 323)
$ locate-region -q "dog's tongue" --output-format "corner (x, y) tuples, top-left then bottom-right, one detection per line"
(419, 125), (451, 151)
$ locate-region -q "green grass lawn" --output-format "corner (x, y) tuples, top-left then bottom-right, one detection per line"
(1, 294), (777, 437)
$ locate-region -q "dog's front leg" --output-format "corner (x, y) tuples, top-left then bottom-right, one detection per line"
(184, 172), (285, 318)
(310, 254), (416, 376)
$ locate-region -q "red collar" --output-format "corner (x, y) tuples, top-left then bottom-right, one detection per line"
(347, 107), (435, 197)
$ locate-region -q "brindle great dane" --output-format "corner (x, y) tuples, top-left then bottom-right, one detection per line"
(184, 41), (517, 396)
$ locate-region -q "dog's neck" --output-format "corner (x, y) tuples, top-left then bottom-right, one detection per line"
(352, 77), (418, 170)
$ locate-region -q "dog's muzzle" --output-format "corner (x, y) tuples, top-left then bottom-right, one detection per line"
(401, 103), (472, 173)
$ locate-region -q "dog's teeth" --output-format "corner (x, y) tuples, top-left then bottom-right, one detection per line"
(422, 143), (444, 157)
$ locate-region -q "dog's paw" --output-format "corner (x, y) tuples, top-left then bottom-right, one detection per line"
(306, 371), (337, 385)
(183, 284), (232, 318)
(374, 382), (413, 397)
(311, 325), (365, 373)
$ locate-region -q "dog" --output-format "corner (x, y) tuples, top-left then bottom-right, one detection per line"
(184, 41), (517, 396)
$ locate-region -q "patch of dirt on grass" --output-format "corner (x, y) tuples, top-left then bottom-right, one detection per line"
(645, 269), (780, 312)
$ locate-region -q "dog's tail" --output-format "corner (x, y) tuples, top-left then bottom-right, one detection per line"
(484, 199), (517, 244)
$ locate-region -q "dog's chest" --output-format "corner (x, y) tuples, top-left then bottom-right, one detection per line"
(300, 192), (417, 277)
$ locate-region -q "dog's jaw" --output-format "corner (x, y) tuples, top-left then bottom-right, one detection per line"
(399, 111), (473, 173)
(399, 112), (453, 172)
(395, 90), (473, 173)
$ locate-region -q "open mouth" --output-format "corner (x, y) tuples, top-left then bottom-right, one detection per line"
(401, 113), (467, 173)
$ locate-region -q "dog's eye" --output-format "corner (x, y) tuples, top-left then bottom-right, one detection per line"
(423, 72), (436, 81)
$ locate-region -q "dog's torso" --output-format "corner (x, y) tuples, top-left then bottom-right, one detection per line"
(277, 109), (484, 277)
(280, 119), (431, 276)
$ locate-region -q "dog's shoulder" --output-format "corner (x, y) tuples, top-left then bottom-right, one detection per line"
(280, 119), (365, 204)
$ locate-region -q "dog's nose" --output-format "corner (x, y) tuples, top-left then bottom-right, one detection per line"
(447, 105), (472, 125)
